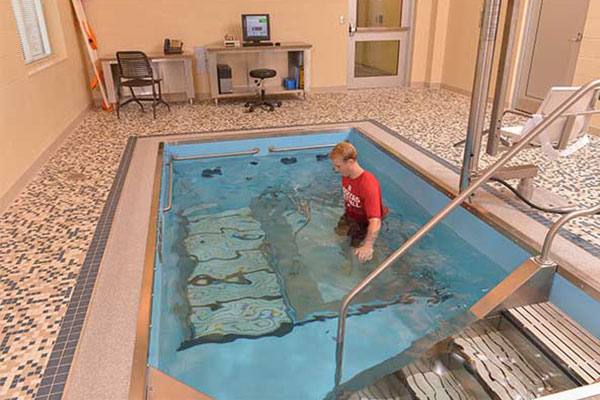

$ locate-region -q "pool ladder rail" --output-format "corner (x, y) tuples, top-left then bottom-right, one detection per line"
(333, 79), (600, 398)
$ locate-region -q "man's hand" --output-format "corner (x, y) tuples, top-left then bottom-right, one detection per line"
(353, 217), (380, 263)
(354, 244), (374, 263)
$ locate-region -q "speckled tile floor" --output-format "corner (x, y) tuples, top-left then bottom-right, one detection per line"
(0, 87), (598, 400)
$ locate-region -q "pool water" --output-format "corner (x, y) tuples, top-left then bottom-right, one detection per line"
(149, 130), (529, 399)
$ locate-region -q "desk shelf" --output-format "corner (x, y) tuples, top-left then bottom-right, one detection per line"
(206, 42), (311, 106)
(216, 88), (304, 100)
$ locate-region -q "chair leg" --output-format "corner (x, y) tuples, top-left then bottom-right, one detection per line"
(129, 87), (144, 111)
(116, 84), (121, 119)
(151, 82), (157, 119)
(158, 81), (170, 111)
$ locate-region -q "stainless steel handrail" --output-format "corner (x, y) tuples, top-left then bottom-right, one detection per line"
(535, 203), (600, 266)
(162, 159), (173, 212)
(163, 148), (260, 212)
(172, 147), (260, 161)
(333, 79), (600, 394)
(268, 144), (335, 152)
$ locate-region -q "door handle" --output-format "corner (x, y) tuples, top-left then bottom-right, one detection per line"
(569, 32), (583, 42)
(349, 21), (356, 36)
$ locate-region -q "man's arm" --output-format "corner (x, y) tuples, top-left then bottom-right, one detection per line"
(354, 217), (381, 262)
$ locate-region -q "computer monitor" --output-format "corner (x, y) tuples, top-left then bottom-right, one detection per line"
(242, 14), (270, 43)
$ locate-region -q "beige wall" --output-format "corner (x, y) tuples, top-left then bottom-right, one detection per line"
(440, 0), (481, 93)
(83, 0), (443, 94)
(410, 0), (449, 86)
(440, 0), (598, 132)
(0, 0), (92, 200)
(84, 0), (349, 93)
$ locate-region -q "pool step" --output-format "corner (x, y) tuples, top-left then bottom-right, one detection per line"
(505, 302), (600, 385)
(348, 314), (579, 400)
(347, 373), (408, 400)
(348, 357), (487, 400)
(452, 320), (554, 399)
(400, 359), (477, 400)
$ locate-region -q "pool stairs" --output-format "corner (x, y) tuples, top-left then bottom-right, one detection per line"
(340, 267), (600, 400)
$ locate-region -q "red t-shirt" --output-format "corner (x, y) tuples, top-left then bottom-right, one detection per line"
(342, 171), (388, 223)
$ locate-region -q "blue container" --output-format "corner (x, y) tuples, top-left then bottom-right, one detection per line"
(283, 78), (296, 90)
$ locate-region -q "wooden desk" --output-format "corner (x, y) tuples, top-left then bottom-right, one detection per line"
(206, 42), (312, 105)
(101, 53), (195, 106)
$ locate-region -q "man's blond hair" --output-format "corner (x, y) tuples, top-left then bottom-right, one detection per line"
(329, 142), (357, 161)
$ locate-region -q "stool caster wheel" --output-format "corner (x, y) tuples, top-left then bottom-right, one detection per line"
(268, 106), (275, 112)
(244, 102), (250, 107)
(276, 101), (282, 107)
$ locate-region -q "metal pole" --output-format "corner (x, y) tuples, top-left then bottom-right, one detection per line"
(487, 0), (520, 156)
(459, 0), (503, 192)
(333, 79), (600, 395)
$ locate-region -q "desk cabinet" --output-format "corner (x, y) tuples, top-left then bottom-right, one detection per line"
(206, 42), (312, 105)
(100, 53), (195, 106)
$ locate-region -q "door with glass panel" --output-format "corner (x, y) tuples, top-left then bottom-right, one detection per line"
(347, 0), (413, 89)
(514, 0), (590, 113)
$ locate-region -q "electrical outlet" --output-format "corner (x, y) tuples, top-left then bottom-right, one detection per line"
(340, 15), (345, 24)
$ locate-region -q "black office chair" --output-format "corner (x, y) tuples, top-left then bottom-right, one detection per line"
(115, 51), (170, 119)
(245, 69), (281, 112)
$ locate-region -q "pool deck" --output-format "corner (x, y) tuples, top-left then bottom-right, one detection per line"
(0, 87), (599, 400)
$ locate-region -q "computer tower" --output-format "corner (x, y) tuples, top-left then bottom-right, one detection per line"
(217, 64), (233, 94)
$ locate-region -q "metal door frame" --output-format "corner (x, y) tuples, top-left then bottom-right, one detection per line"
(511, 0), (590, 111)
(346, 0), (415, 89)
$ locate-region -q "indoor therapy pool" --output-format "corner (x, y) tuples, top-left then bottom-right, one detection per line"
(148, 128), (530, 399)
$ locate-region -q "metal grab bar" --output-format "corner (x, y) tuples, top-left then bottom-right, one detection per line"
(535, 204), (600, 266)
(162, 160), (173, 212)
(163, 148), (259, 212)
(333, 79), (600, 394)
(268, 144), (335, 152)
(172, 147), (259, 161)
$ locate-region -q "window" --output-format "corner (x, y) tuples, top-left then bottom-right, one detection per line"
(10, 0), (52, 64)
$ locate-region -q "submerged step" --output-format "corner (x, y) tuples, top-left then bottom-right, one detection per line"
(506, 302), (600, 385)
(347, 373), (408, 400)
(400, 359), (475, 400)
(452, 317), (578, 400)
(453, 321), (549, 399)
(343, 313), (579, 400)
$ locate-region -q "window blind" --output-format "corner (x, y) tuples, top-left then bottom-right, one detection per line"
(10, 0), (51, 64)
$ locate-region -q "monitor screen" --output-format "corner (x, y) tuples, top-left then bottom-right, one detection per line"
(242, 14), (270, 42)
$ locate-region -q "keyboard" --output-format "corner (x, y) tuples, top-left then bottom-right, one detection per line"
(242, 42), (273, 47)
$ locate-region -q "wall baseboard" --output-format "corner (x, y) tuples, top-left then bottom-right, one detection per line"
(411, 81), (442, 89)
(191, 85), (349, 100)
(440, 83), (472, 97)
(0, 104), (92, 214)
(310, 86), (347, 93)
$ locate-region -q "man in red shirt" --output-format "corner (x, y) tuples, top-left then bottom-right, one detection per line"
(330, 142), (388, 262)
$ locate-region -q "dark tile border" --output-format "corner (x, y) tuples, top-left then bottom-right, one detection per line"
(32, 119), (599, 399)
(34, 137), (138, 400)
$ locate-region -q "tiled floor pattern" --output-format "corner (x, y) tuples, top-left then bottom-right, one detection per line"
(0, 87), (598, 400)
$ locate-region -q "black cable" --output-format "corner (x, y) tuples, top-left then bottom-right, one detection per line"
(488, 177), (592, 215)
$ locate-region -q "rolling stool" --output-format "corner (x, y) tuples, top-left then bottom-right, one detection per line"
(245, 69), (281, 112)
